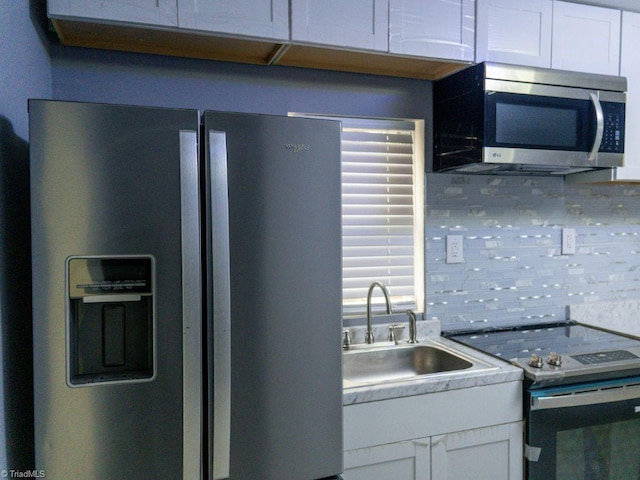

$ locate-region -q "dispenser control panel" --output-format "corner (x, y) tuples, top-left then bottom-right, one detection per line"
(68, 257), (153, 298)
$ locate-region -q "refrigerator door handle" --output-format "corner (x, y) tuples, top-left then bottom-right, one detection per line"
(209, 130), (231, 480)
(179, 130), (203, 480)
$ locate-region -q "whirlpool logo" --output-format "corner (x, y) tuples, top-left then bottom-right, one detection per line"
(285, 143), (311, 153)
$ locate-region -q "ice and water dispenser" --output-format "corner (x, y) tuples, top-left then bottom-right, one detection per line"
(67, 256), (155, 385)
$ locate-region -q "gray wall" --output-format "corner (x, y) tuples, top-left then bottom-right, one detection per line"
(0, 2), (51, 140)
(50, 45), (431, 121)
(0, 0), (51, 473)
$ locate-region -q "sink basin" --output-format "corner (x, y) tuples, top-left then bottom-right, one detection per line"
(343, 344), (473, 386)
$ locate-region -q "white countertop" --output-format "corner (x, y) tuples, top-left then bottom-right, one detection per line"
(569, 300), (640, 337)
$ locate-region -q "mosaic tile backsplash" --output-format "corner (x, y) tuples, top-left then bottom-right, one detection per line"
(426, 173), (640, 332)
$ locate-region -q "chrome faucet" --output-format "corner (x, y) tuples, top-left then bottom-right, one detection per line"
(366, 281), (392, 344)
(406, 310), (419, 344)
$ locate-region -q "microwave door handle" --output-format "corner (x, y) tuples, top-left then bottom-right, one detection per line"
(589, 92), (604, 161)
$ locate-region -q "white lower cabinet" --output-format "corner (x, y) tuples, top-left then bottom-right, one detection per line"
(343, 381), (524, 480)
(431, 423), (523, 480)
(344, 438), (431, 480)
(344, 423), (522, 480)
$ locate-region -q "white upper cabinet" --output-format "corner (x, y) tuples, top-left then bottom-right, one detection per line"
(178, 0), (289, 41)
(615, 11), (640, 180)
(291, 0), (389, 51)
(48, 0), (177, 26)
(551, 1), (621, 75)
(389, 0), (475, 61)
(476, 0), (553, 67)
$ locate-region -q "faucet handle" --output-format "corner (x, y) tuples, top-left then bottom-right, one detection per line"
(406, 310), (419, 344)
(343, 329), (352, 350)
(387, 324), (405, 344)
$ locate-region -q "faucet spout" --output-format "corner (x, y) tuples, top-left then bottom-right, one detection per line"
(366, 281), (392, 344)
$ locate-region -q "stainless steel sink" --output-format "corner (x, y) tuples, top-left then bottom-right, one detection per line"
(343, 343), (473, 386)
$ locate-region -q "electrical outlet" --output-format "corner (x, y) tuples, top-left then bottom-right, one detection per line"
(562, 228), (576, 255)
(446, 235), (464, 264)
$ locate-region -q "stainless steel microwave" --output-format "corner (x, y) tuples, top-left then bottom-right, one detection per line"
(433, 62), (626, 176)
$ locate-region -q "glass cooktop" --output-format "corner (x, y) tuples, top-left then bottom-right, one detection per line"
(445, 322), (640, 385)
(446, 322), (640, 361)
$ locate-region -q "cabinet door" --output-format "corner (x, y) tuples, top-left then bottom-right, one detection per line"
(551, 1), (621, 75)
(178, 0), (288, 40)
(617, 11), (640, 180)
(343, 438), (431, 480)
(431, 423), (523, 480)
(389, 0), (475, 61)
(475, 0), (552, 67)
(48, 0), (177, 26)
(291, 0), (388, 51)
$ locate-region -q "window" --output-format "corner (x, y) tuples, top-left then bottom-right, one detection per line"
(291, 114), (424, 316)
(340, 118), (424, 316)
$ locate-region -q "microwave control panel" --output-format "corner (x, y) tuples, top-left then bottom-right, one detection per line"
(600, 101), (625, 153)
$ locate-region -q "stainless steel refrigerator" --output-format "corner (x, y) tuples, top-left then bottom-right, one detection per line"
(29, 100), (343, 480)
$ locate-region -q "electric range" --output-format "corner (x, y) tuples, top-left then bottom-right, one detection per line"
(445, 321), (640, 387)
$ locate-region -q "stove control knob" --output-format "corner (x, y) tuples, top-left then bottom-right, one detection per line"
(547, 352), (562, 366)
(528, 353), (544, 368)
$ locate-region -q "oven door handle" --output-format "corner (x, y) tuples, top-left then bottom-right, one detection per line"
(531, 384), (640, 411)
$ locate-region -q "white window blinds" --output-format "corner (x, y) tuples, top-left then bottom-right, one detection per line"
(340, 118), (424, 315)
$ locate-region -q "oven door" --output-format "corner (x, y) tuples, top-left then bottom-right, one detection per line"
(526, 377), (640, 480)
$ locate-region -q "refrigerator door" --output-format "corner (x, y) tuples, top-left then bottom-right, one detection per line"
(29, 100), (202, 479)
(204, 112), (343, 480)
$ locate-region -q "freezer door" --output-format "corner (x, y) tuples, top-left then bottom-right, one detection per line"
(204, 111), (343, 480)
(29, 100), (202, 479)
